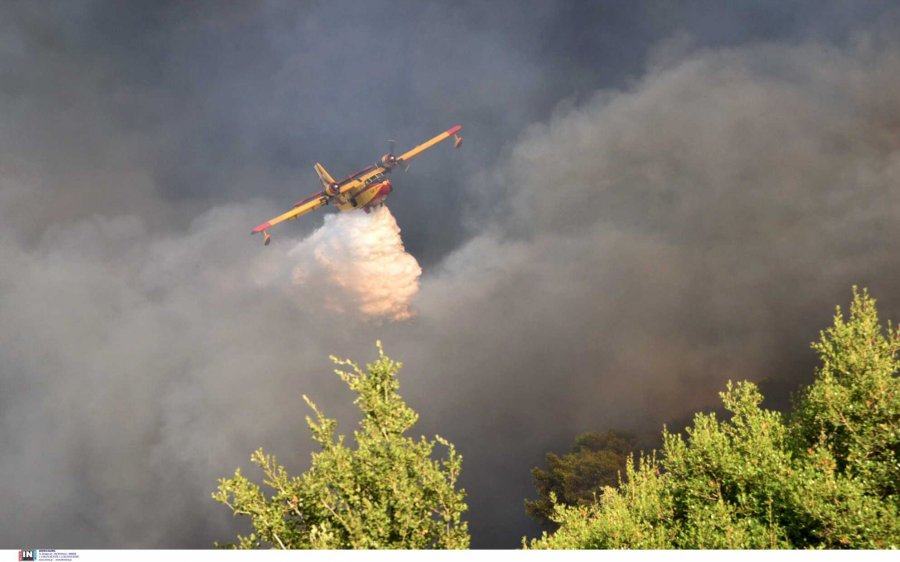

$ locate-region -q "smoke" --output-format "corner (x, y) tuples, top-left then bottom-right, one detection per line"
(3, 0), (900, 550)
(389, 35), (900, 542)
(290, 206), (422, 321)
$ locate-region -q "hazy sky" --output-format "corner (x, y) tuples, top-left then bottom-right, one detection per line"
(2, 0), (900, 548)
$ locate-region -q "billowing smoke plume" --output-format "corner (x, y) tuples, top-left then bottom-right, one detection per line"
(290, 207), (422, 321)
(3, 1), (900, 551)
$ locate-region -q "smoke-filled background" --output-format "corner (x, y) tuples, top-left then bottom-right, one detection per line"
(2, 0), (900, 548)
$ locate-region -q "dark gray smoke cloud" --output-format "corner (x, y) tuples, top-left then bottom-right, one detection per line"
(2, 0), (900, 549)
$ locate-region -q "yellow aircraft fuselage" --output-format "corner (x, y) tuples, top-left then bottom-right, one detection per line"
(331, 174), (393, 214)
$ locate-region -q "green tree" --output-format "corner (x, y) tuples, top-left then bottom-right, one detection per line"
(528, 288), (899, 549)
(792, 287), (900, 501)
(212, 343), (469, 549)
(525, 431), (636, 528)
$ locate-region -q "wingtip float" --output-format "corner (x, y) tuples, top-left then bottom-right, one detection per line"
(251, 125), (463, 245)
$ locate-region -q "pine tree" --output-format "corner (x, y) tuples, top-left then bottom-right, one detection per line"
(525, 431), (636, 528)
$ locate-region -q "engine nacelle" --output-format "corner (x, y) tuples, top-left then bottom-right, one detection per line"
(380, 153), (398, 168)
(325, 182), (340, 197)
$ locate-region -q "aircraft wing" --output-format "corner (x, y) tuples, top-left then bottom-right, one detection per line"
(251, 194), (328, 239)
(337, 125), (463, 195)
(398, 125), (462, 165)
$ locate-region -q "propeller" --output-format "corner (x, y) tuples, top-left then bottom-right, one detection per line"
(381, 139), (397, 170)
(382, 139), (406, 170)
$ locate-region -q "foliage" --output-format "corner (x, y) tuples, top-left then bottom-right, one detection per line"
(792, 287), (900, 501)
(528, 288), (899, 549)
(212, 343), (469, 549)
(525, 431), (636, 528)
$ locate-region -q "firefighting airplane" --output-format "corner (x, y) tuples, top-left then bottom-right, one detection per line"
(251, 125), (463, 245)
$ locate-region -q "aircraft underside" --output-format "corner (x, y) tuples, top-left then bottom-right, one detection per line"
(335, 179), (393, 212)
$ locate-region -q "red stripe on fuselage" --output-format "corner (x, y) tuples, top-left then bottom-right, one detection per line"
(359, 180), (392, 208)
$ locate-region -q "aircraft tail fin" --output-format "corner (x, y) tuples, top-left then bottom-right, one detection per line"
(314, 162), (336, 188)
